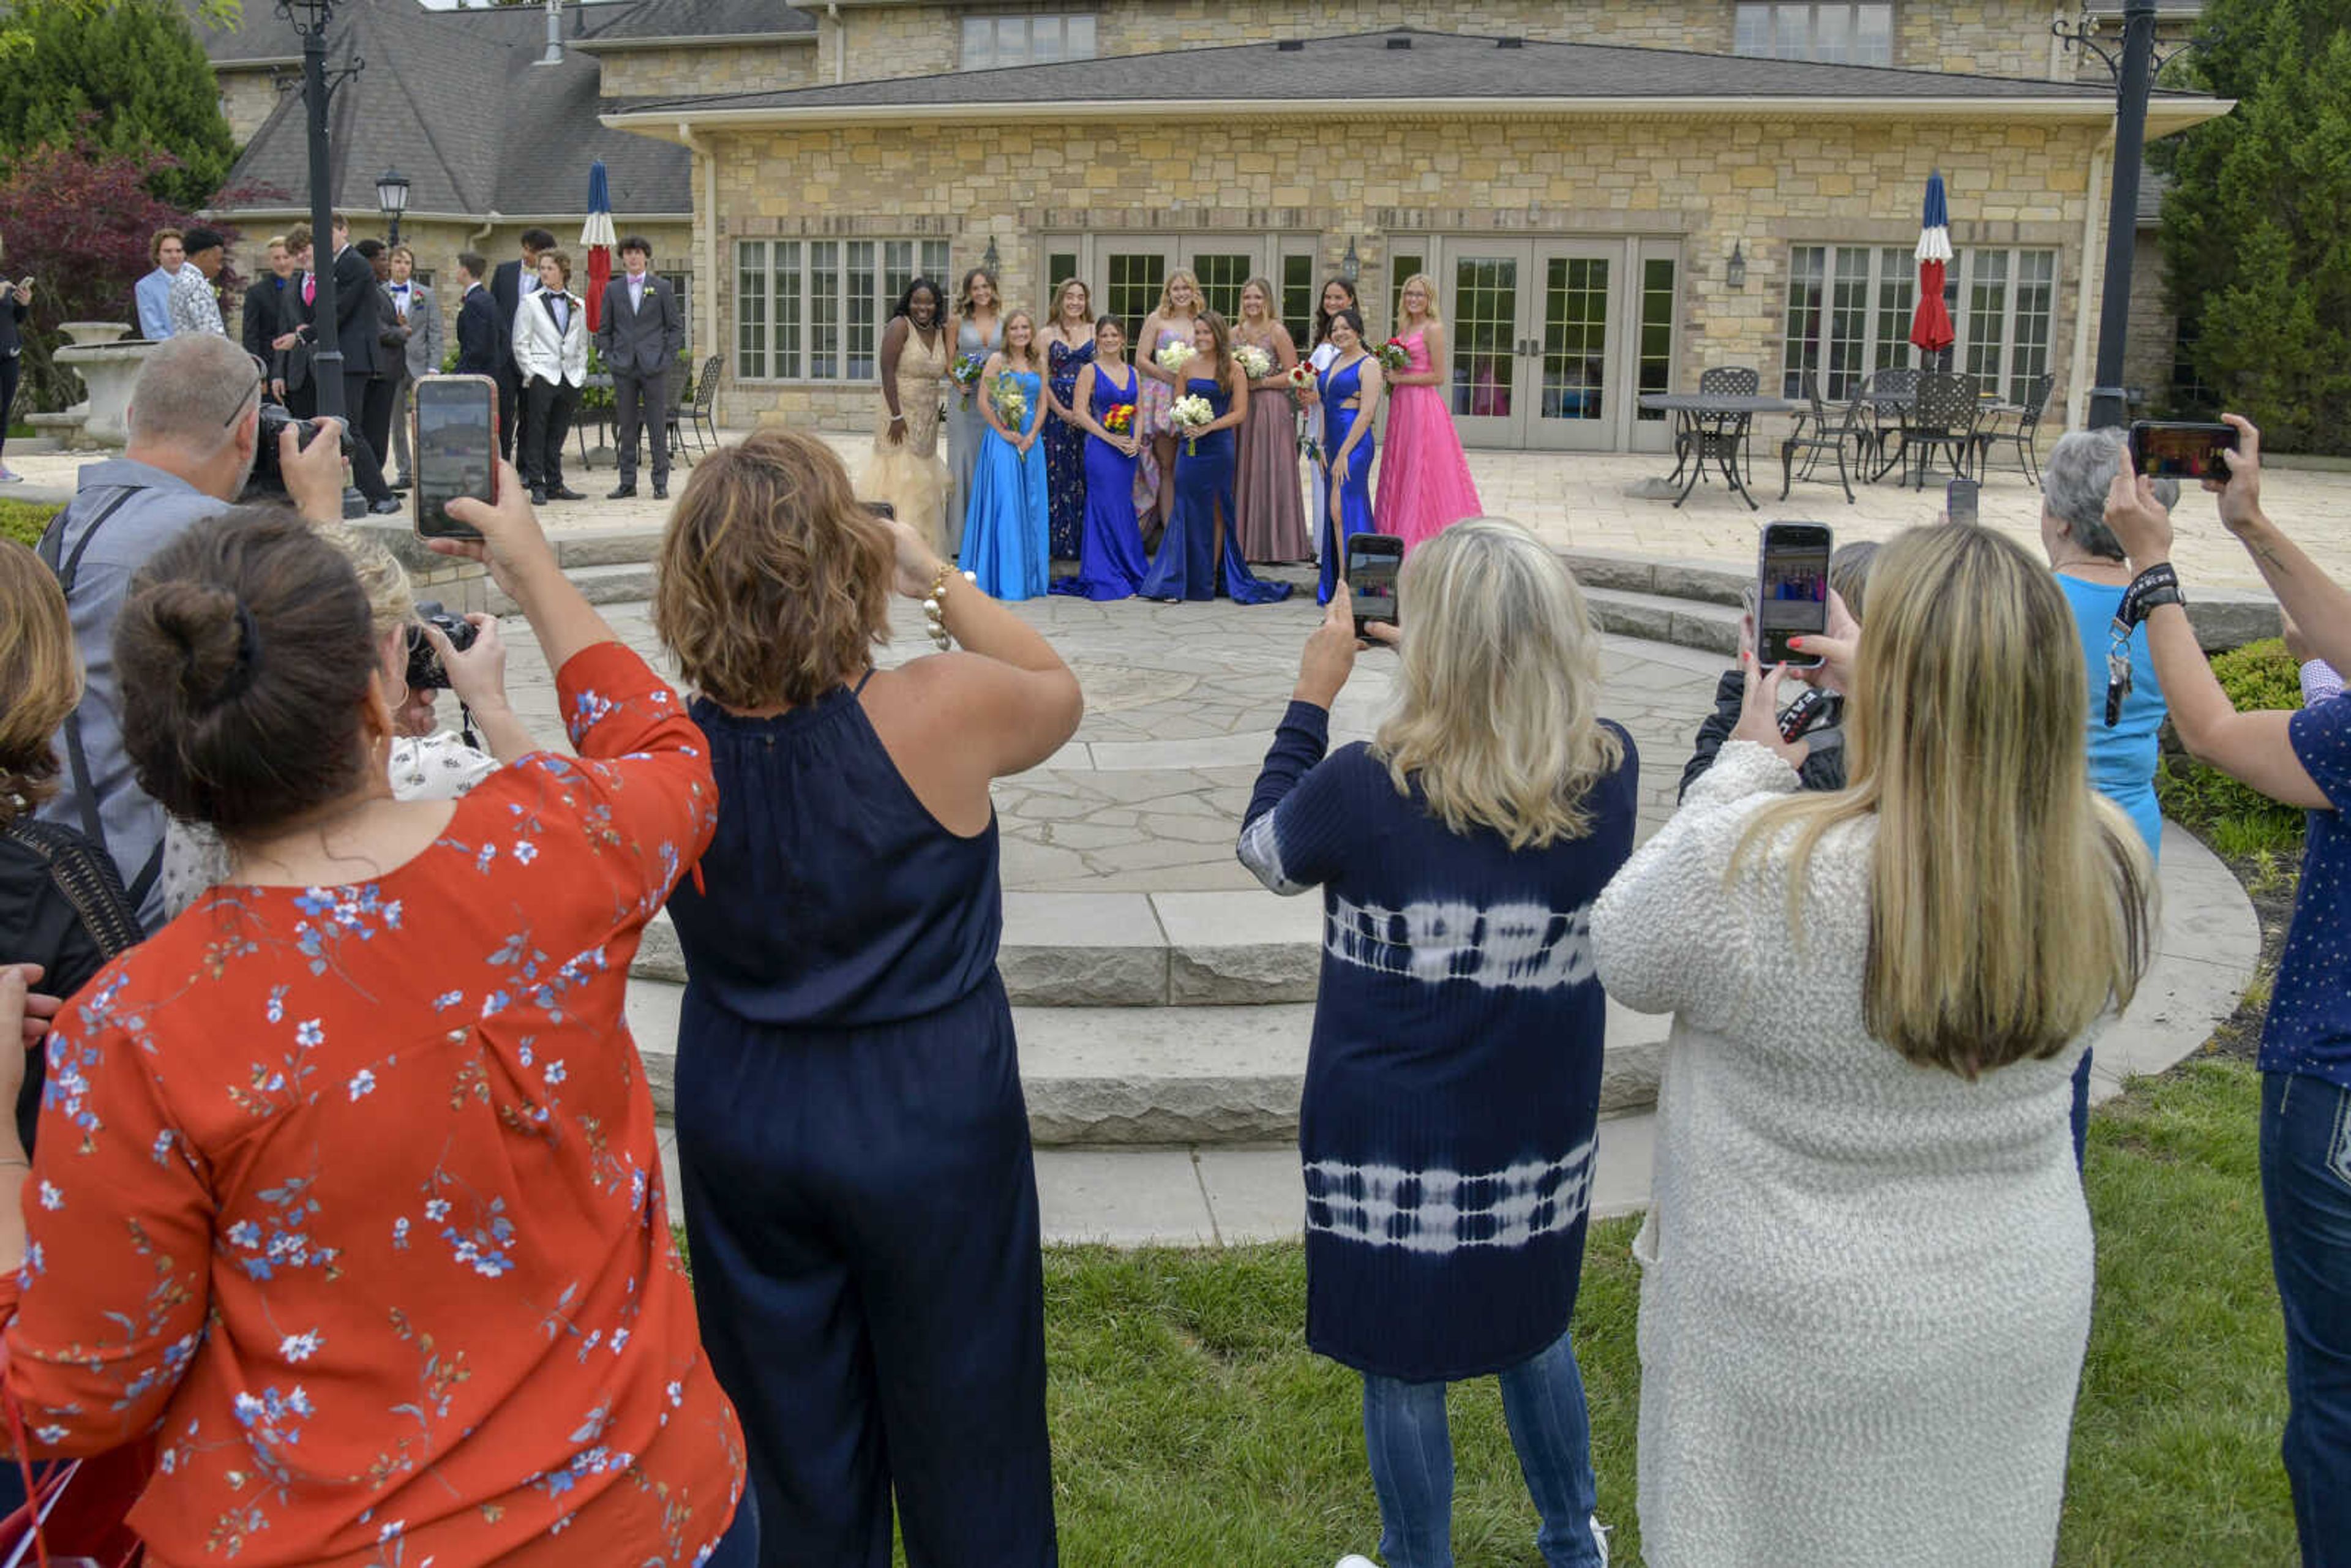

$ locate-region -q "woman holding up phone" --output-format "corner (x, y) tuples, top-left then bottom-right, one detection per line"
(1592, 523), (2154, 1567)
(1239, 520), (1636, 1568)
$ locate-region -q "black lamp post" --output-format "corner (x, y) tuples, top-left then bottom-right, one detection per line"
(278, 0), (354, 422)
(377, 165), (410, 249)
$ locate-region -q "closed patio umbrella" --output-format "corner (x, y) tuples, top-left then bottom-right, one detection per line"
(1910, 171), (1955, 364)
(580, 159), (615, 334)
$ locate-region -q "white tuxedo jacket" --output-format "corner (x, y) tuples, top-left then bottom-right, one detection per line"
(511, 288), (587, 387)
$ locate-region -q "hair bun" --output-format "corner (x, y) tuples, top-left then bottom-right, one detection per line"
(141, 579), (250, 708)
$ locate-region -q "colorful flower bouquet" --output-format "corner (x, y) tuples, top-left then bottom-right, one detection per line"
(950, 351), (987, 400)
(1103, 403), (1137, 435)
(1233, 343), (1275, 381)
(1155, 340), (1197, 377)
(1169, 393), (1215, 456)
(1376, 337), (1412, 373)
(1286, 364), (1321, 460)
(989, 371), (1029, 429)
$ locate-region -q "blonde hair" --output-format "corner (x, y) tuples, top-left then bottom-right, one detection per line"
(1371, 519), (1624, 848)
(655, 428), (894, 709)
(1237, 276), (1276, 321)
(1158, 269), (1201, 317)
(1000, 308), (1042, 372)
(1731, 525), (2154, 1078)
(1397, 272), (1442, 331)
(0, 540), (81, 823)
(311, 523), (415, 637)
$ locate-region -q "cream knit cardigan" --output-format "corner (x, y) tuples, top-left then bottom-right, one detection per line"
(1591, 740), (2097, 1568)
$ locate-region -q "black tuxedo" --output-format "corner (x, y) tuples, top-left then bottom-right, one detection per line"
(272, 265), (392, 505)
(356, 279), (401, 468)
(329, 246), (378, 377)
(454, 282), (499, 377)
(274, 275), (317, 411)
(240, 276), (284, 368)
(489, 258), (531, 459)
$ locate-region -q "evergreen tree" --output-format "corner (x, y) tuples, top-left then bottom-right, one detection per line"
(2157, 0), (2351, 453)
(0, 0), (236, 211)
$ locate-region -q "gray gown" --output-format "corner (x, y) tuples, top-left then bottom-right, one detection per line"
(946, 314), (1004, 558)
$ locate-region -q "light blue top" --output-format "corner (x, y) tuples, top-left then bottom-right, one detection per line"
(134, 268), (176, 341)
(2056, 571), (2165, 859)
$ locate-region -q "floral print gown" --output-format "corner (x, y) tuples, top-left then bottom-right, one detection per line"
(0, 642), (746, 1567)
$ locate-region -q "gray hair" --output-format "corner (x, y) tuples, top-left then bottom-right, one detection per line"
(2042, 427), (2178, 561)
(126, 335), (261, 452)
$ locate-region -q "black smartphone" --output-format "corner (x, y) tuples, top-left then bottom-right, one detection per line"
(1757, 520), (1833, 668)
(1946, 476), (1979, 528)
(1344, 533), (1404, 638)
(2129, 420), (2237, 482)
(411, 374), (499, 540)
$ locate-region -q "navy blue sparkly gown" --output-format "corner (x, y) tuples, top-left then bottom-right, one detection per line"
(1138, 372), (1294, 605)
(1044, 336), (1093, 560)
(667, 677), (1056, 1566)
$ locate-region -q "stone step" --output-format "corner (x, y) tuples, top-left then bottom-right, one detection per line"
(625, 981), (1669, 1146)
(1581, 585), (1742, 656)
(489, 560), (654, 614)
(632, 888), (1324, 1007)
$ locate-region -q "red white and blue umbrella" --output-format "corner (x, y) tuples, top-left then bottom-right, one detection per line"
(580, 159), (615, 334)
(1910, 170), (1955, 359)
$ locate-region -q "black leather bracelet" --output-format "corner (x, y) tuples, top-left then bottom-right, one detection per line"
(2105, 565), (2186, 727)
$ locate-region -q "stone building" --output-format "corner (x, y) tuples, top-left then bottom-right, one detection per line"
(198, 0), (2228, 450)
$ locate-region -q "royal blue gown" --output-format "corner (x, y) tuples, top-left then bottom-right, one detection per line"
(1318, 354), (1378, 605)
(960, 368), (1049, 601)
(1138, 374), (1295, 606)
(1044, 337), (1094, 561)
(1051, 362), (1149, 601)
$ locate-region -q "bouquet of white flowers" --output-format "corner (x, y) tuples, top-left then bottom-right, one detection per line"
(1233, 343), (1275, 380)
(1155, 340), (1197, 376)
(1169, 392), (1215, 456)
(989, 371), (1029, 429)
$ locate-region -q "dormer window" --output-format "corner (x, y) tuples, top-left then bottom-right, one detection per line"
(960, 13), (1098, 70)
(1733, 3), (1894, 66)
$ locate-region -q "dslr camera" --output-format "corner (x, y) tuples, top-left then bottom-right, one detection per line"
(405, 601), (479, 691)
(242, 402), (353, 502)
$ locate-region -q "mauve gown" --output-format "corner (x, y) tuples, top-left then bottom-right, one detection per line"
(1233, 339), (1312, 563)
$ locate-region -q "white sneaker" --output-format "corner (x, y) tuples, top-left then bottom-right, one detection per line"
(1589, 1514), (1612, 1567)
(1333, 1558), (1379, 1568)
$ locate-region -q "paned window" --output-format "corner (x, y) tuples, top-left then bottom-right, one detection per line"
(1780, 243), (2057, 403)
(1280, 253), (1316, 349)
(656, 269), (692, 358)
(1637, 256), (1677, 420)
(960, 14), (1097, 70)
(734, 238), (947, 381)
(1733, 3), (1894, 64)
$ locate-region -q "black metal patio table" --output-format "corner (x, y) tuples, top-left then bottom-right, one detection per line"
(1638, 392), (1798, 510)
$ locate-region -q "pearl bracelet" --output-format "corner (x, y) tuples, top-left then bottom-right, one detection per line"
(923, 563), (973, 651)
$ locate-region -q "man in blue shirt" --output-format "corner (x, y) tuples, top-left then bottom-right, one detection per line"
(2104, 418), (2351, 1568)
(132, 228), (185, 341)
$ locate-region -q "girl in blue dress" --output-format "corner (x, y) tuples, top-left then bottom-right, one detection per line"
(1137, 310), (1294, 606)
(1318, 306), (1385, 605)
(960, 309), (1050, 601)
(1051, 314), (1150, 601)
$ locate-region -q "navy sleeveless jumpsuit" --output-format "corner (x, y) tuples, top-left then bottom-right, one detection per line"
(667, 674), (1057, 1567)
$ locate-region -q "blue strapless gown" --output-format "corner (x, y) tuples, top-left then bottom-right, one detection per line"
(1051, 362), (1149, 601)
(961, 369), (1049, 601)
(1318, 355), (1378, 605)
(1138, 376), (1294, 605)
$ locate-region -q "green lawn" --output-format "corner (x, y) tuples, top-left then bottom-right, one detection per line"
(0, 497), (57, 549)
(1029, 1058), (2290, 1567)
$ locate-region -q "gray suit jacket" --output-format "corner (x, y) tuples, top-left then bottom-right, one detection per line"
(392, 281), (441, 379)
(594, 273), (684, 376)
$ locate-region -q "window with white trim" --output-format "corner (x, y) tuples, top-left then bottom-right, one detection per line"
(1734, 3), (1893, 65)
(1780, 243), (2056, 403)
(735, 238), (950, 381)
(961, 14), (1097, 70)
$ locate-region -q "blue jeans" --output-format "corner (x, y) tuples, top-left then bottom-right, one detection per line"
(2262, 1070), (2351, 1567)
(1359, 1327), (1604, 1568)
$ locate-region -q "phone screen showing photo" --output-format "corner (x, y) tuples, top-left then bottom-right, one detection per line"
(2132, 422), (2237, 481)
(1347, 542), (1400, 624)
(1758, 530), (1832, 666)
(413, 380), (496, 539)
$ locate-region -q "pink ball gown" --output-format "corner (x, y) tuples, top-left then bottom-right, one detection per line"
(1374, 328), (1483, 551)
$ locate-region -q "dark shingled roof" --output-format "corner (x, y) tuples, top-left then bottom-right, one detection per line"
(622, 25), (2144, 115)
(213, 0), (692, 218)
(588, 0), (816, 44)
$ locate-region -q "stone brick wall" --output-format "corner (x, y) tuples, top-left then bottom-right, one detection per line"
(593, 40), (820, 99)
(218, 65), (285, 146)
(831, 0), (2064, 84)
(2123, 228), (2175, 403)
(705, 113), (2110, 432)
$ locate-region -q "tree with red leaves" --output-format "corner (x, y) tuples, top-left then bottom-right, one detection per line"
(0, 132), (267, 413)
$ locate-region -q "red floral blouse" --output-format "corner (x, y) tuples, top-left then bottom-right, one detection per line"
(0, 642), (743, 1566)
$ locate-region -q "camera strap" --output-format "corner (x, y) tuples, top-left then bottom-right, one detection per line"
(2105, 563), (2185, 728)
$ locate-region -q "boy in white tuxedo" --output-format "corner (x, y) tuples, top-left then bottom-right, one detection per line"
(511, 247), (588, 504)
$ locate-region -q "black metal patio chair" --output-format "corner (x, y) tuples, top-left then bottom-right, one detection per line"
(1971, 372), (2055, 488)
(1780, 372), (1862, 503)
(680, 353), (722, 458)
(1689, 364), (1761, 484)
(1858, 366), (1916, 480)
(1904, 370), (1981, 489)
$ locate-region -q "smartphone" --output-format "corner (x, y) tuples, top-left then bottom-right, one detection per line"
(1756, 521), (1833, 668)
(2129, 420), (2237, 482)
(1946, 476), (1979, 528)
(864, 501), (896, 520)
(1345, 533), (1404, 637)
(411, 374), (499, 540)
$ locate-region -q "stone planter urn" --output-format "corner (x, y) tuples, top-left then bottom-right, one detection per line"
(51, 324), (152, 448)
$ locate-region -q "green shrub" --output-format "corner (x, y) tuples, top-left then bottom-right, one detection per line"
(0, 498), (59, 550)
(2154, 636), (2308, 855)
